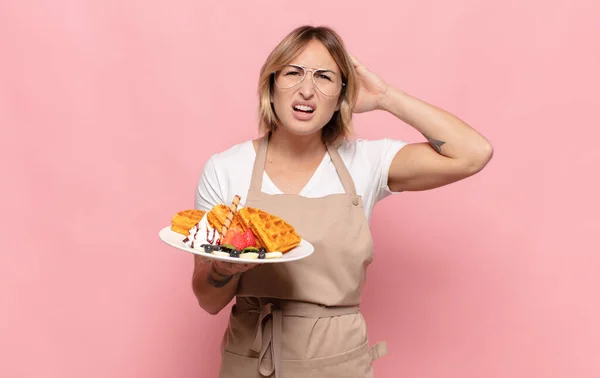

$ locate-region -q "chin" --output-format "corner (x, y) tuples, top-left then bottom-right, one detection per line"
(279, 113), (334, 136)
(279, 122), (323, 137)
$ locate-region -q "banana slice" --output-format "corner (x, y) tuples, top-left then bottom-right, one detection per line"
(212, 251), (230, 257)
(241, 252), (259, 259)
(265, 252), (283, 259)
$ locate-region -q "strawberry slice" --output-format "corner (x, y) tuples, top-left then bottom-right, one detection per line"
(221, 227), (241, 246)
(241, 229), (256, 248)
(230, 232), (247, 250)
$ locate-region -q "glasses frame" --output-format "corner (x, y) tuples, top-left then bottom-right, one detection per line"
(272, 64), (346, 97)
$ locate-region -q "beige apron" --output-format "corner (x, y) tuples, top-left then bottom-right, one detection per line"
(218, 134), (387, 378)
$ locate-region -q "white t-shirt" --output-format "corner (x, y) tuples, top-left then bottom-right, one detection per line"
(194, 138), (408, 222)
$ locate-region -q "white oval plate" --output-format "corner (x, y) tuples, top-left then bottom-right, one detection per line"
(158, 226), (314, 264)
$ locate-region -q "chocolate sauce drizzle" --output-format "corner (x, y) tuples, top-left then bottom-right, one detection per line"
(182, 223), (220, 248)
(182, 224), (202, 248)
(206, 228), (216, 244)
(190, 225), (201, 248)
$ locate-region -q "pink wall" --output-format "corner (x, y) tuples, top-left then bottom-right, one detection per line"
(1, 0), (598, 377)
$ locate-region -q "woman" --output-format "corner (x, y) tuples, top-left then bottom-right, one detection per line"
(192, 25), (493, 378)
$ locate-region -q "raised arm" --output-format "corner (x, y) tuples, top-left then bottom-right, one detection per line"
(381, 88), (493, 191)
(350, 54), (493, 191)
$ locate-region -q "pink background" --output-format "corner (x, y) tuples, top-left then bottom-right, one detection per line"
(1, 0), (599, 377)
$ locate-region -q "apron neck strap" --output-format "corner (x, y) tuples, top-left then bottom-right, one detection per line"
(249, 133), (269, 193)
(249, 133), (357, 196)
(326, 142), (357, 196)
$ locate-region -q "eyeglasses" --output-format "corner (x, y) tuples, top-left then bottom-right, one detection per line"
(273, 64), (345, 97)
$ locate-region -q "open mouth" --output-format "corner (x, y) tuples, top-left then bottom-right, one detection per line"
(293, 104), (315, 114)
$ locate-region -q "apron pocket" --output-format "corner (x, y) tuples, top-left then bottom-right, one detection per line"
(219, 340), (384, 378)
(219, 350), (262, 378)
(288, 340), (375, 378)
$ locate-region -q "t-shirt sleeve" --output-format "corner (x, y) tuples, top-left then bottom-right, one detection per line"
(361, 138), (409, 202)
(194, 157), (225, 211)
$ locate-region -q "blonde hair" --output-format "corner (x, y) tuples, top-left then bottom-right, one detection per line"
(257, 25), (358, 146)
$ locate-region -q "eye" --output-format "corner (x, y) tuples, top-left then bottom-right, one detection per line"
(281, 66), (304, 77)
(316, 73), (333, 82)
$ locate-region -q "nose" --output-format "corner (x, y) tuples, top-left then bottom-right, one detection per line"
(298, 70), (316, 98)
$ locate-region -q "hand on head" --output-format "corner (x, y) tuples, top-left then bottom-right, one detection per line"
(347, 53), (390, 114)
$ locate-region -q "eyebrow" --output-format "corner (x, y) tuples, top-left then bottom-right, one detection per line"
(318, 69), (337, 75)
(290, 64), (339, 75)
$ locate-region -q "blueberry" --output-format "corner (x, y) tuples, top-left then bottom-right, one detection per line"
(258, 250), (266, 259)
(201, 244), (213, 253)
(229, 249), (240, 258)
(259, 247), (266, 253)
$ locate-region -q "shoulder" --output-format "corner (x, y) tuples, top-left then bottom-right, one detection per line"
(197, 139), (255, 184)
(195, 139), (256, 210)
(207, 139), (255, 168)
(335, 137), (410, 204)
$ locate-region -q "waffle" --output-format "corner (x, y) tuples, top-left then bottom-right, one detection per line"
(238, 207), (301, 253)
(207, 204), (248, 233)
(171, 209), (206, 235)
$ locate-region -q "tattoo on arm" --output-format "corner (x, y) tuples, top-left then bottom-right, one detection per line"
(424, 135), (446, 154)
(206, 264), (237, 288)
(207, 273), (234, 288)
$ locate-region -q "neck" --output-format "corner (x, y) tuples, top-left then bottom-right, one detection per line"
(267, 128), (326, 161)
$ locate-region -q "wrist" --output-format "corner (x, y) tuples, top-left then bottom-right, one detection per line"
(377, 86), (408, 116)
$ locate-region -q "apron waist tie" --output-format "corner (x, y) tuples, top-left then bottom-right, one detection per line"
(240, 298), (361, 378)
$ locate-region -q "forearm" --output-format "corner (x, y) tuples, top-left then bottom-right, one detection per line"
(379, 87), (493, 163)
(192, 257), (239, 315)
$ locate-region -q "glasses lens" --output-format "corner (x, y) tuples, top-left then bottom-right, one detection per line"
(275, 65), (305, 89)
(275, 65), (343, 96)
(313, 70), (342, 96)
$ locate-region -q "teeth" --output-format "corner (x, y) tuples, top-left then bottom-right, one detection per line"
(294, 105), (314, 112)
